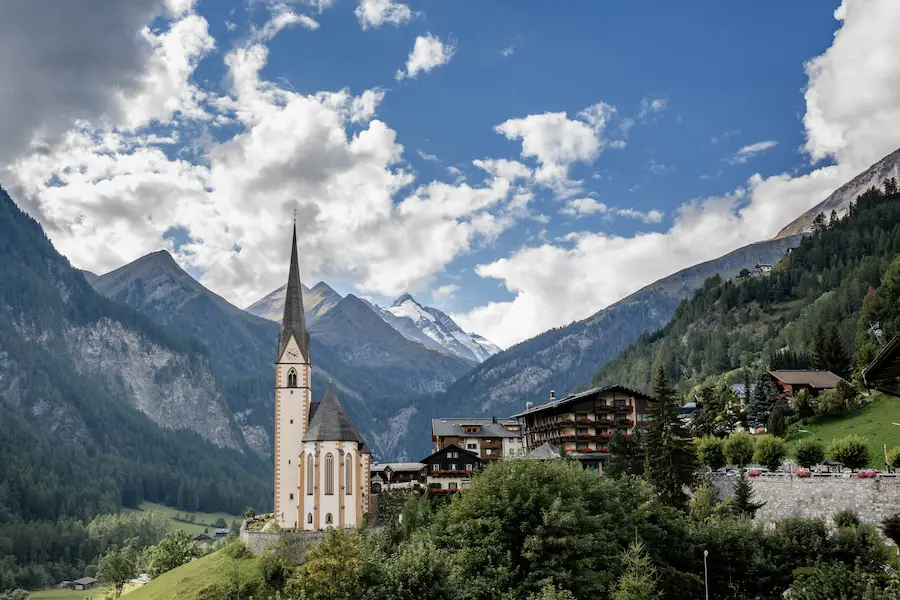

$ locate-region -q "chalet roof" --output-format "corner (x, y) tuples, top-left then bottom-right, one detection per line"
(73, 577), (98, 585)
(302, 385), (363, 443)
(278, 223), (310, 360)
(862, 335), (900, 396)
(370, 462), (425, 473)
(767, 370), (845, 388)
(524, 442), (560, 460)
(510, 384), (652, 419)
(420, 443), (482, 465)
(431, 417), (522, 439)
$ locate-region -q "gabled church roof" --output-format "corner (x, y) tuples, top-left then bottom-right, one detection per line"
(278, 222), (311, 360)
(302, 385), (363, 443)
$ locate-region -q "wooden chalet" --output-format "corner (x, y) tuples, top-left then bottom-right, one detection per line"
(862, 336), (900, 397)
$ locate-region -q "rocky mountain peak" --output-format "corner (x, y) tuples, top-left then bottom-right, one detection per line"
(392, 292), (416, 308)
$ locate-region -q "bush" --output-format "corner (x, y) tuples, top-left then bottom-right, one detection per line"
(724, 432), (755, 468)
(244, 507), (257, 519)
(833, 509), (860, 528)
(752, 436), (786, 471)
(794, 389), (816, 419)
(816, 389), (846, 416)
(887, 446), (900, 470)
(794, 441), (825, 469)
(696, 436), (726, 470)
(84, 564), (98, 578)
(223, 539), (253, 560)
(827, 435), (870, 470)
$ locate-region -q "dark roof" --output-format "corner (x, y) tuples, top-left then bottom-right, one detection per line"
(862, 335), (900, 396)
(431, 418), (522, 439)
(767, 370), (845, 388)
(510, 384), (652, 418)
(420, 443), (482, 464)
(278, 223), (311, 360)
(302, 385), (364, 443)
(73, 577), (98, 585)
(370, 462), (425, 473)
(524, 442), (560, 460)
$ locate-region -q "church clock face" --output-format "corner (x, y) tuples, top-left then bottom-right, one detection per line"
(287, 349), (299, 360)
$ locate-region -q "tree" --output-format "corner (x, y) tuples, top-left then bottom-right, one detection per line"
(794, 441), (825, 469)
(789, 563), (900, 600)
(882, 513), (900, 547)
(607, 430), (644, 477)
(885, 177), (898, 196)
(887, 446), (900, 470)
(856, 256), (900, 368)
(812, 212), (827, 234)
(148, 530), (205, 578)
(645, 368), (698, 508)
(379, 532), (452, 600)
(611, 540), (661, 600)
(766, 400), (788, 438)
(528, 587), (578, 600)
(696, 436), (726, 471)
(214, 517), (228, 528)
(731, 471), (765, 518)
(244, 507), (257, 519)
(724, 432), (755, 468)
(827, 435), (870, 470)
(286, 529), (365, 600)
(98, 545), (138, 598)
(748, 373), (777, 430)
(752, 436), (786, 471)
(9, 590), (30, 600)
(692, 385), (725, 438)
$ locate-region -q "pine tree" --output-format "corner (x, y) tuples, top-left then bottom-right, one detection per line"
(645, 368), (697, 508)
(825, 325), (850, 377)
(732, 470), (765, 518)
(748, 373), (777, 429)
(611, 540), (661, 600)
(812, 323), (828, 370)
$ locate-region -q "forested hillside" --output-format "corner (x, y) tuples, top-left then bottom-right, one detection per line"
(593, 182), (900, 393)
(0, 187), (270, 586)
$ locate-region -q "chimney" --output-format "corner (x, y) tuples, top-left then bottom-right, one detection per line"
(525, 401), (534, 411)
(492, 416), (496, 423)
(550, 390), (556, 401)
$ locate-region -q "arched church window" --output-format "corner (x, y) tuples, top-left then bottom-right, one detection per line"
(325, 513), (333, 525)
(307, 455), (314, 495)
(287, 368), (298, 388)
(307, 513), (312, 524)
(325, 453), (334, 495)
(345, 453), (353, 495)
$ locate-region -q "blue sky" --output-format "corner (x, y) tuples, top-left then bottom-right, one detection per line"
(4, 0), (900, 347)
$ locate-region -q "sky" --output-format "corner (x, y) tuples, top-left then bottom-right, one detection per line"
(2, 0), (900, 349)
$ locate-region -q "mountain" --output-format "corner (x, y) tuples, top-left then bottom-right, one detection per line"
(368, 293), (500, 362)
(777, 146), (900, 238)
(0, 185), (270, 521)
(92, 250), (281, 456)
(246, 280), (341, 325)
(594, 185), (900, 394)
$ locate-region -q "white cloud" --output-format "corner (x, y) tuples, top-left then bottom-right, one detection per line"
(472, 158), (532, 182)
(639, 96), (667, 121)
(615, 208), (664, 223)
(501, 46), (515, 57)
(727, 140), (778, 165)
(355, 0), (413, 30)
(646, 158), (674, 175)
(561, 197), (608, 217)
(251, 7), (319, 42)
(396, 33), (455, 80)
(418, 150), (439, 162)
(495, 102), (621, 194)
(432, 284), (459, 303)
(349, 89), (385, 123)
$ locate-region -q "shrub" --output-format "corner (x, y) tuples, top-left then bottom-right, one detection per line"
(816, 389), (846, 416)
(827, 435), (870, 470)
(752, 435), (786, 471)
(696, 436), (726, 470)
(887, 445), (900, 470)
(882, 513), (900, 547)
(794, 441), (825, 469)
(244, 507), (257, 519)
(223, 539), (253, 560)
(833, 509), (860, 528)
(724, 432), (755, 468)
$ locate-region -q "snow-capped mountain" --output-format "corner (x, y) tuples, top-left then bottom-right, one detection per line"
(370, 293), (500, 363)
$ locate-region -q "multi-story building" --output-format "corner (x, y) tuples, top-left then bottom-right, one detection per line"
(431, 418), (525, 460)
(370, 463), (426, 493)
(511, 385), (652, 470)
(421, 444), (484, 493)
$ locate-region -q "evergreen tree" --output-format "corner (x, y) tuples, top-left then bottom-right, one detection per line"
(732, 470), (765, 518)
(607, 431), (644, 477)
(611, 540), (661, 600)
(812, 212), (827, 234)
(645, 368), (697, 508)
(748, 373), (777, 429)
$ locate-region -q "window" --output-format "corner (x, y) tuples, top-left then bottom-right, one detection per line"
(288, 459), (291, 465)
(465, 463), (473, 471)
(307, 513), (312, 524)
(289, 419), (293, 424)
(449, 464), (457, 471)
(467, 443), (477, 450)
(485, 449), (492, 455)
(431, 464), (439, 472)
(325, 513), (333, 525)
(287, 368), (298, 388)
(289, 493), (294, 500)
(345, 454), (353, 495)
(325, 453), (334, 495)
(307, 455), (314, 495)
(449, 482), (458, 490)
(447, 451), (457, 459)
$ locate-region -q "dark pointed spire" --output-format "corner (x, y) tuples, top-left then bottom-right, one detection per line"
(279, 220), (310, 361)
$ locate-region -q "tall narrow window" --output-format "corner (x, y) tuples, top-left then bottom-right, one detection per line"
(325, 453), (334, 495)
(307, 513), (312, 524)
(325, 513), (333, 525)
(307, 455), (314, 495)
(345, 453), (353, 495)
(287, 368), (298, 388)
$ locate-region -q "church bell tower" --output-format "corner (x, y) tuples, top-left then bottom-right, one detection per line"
(273, 222), (312, 528)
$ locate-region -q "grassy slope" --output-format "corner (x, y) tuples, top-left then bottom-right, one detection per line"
(785, 393), (900, 468)
(123, 502), (242, 536)
(124, 551), (260, 600)
(31, 583), (140, 599)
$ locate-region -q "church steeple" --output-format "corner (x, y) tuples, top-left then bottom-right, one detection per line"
(278, 220), (310, 361)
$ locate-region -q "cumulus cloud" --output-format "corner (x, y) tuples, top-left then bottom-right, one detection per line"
(561, 197), (608, 217)
(501, 46), (515, 57)
(432, 283), (459, 303)
(251, 6), (319, 42)
(638, 96), (668, 121)
(0, 0), (164, 165)
(355, 0), (413, 29)
(396, 33), (455, 80)
(727, 140), (778, 165)
(616, 208), (664, 223)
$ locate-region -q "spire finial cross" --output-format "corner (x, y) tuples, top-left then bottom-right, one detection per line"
(293, 208), (297, 225)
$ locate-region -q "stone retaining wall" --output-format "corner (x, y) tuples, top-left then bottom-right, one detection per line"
(712, 473), (900, 524)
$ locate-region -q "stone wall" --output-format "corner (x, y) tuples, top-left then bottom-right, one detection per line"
(712, 473), (900, 524)
(240, 526), (327, 559)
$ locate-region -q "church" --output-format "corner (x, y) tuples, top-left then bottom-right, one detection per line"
(273, 223), (371, 530)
